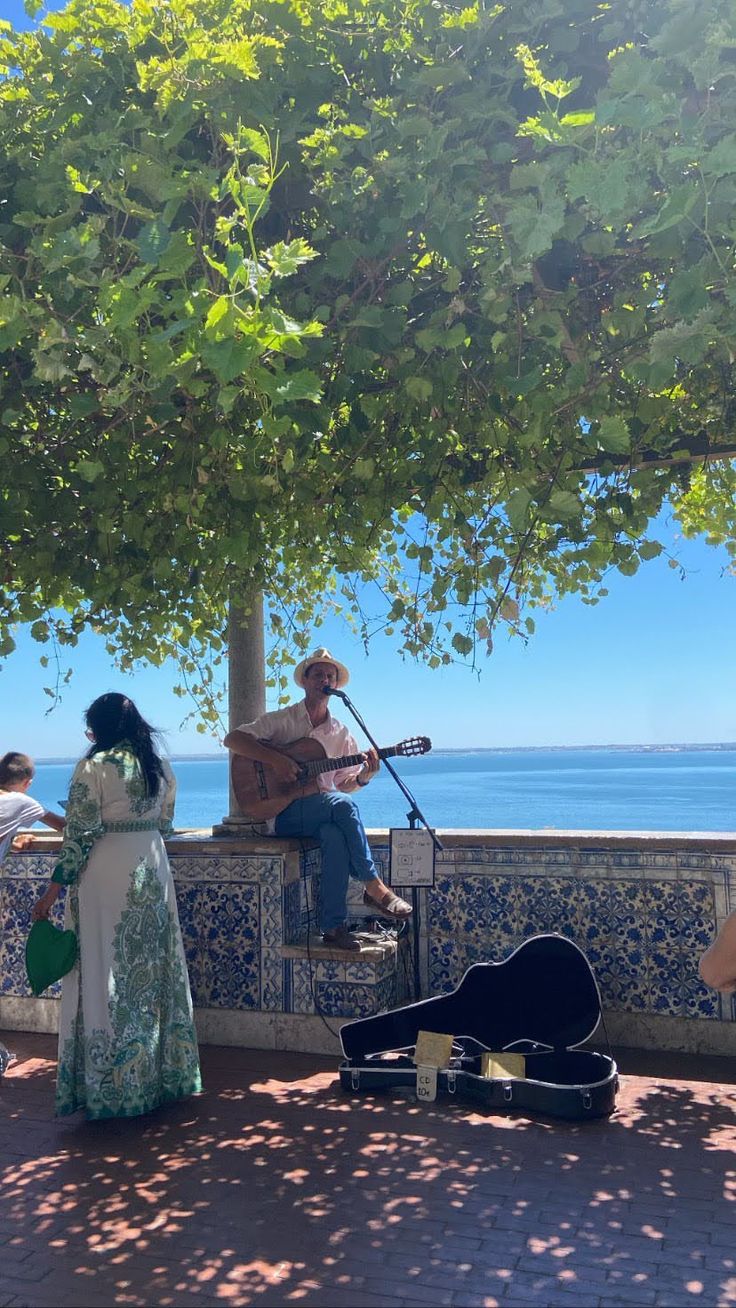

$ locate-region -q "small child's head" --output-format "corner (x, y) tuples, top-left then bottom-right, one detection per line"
(0, 752), (35, 791)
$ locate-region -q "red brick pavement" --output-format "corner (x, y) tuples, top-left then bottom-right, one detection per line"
(0, 1031), (734, 1308)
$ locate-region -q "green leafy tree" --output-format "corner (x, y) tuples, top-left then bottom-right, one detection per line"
(1, 0), (735, 725)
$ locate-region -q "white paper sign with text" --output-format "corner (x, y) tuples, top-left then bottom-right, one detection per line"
(389, 827), (436, 887)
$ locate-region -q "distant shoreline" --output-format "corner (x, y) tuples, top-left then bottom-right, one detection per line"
(33, 742), (736, 765)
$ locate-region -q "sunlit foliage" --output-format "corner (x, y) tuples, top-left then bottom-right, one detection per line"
(1, 0), (735, 724)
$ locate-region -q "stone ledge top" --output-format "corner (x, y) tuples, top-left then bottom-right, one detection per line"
(11, 827), (736, 854)
(169, 833), (320, 855)
(415, 828), (736, 850)
(168, 827), (736, 853)
(281, 933), (398, 962)
(11, 832), (320, 855)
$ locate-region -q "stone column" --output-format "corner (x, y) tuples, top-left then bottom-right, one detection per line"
(213, 591), (267, 834)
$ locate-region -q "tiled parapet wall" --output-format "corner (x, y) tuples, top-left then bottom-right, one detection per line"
(374, 831), (736, 1054)
(0, 837), (308, 1006)
(1, 847), (68, 1005)
(170, 837), (301, 1013)
(0, 835), (402, 1051)
(1, 830), (735, 1054)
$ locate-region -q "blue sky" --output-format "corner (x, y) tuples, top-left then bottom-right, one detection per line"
(3, 514), (735, 758)
(4, 1), (67, 24)
(3, 0), (736, 759)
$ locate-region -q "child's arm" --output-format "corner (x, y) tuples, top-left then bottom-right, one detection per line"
(10, 809), (65, 850)
(41, 811), (66, 832)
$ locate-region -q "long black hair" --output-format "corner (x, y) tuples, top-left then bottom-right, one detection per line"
(85, 693), (165, 798)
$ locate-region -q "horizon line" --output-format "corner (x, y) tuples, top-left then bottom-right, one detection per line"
(31, 740), (736, 764)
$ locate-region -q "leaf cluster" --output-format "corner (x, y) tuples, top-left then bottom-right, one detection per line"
(1, 0), (735, 720)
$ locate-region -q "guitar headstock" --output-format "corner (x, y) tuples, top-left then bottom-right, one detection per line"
(396, 736), (432, 758)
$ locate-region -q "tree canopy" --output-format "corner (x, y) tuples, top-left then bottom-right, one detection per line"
(1, 0), (735, 722)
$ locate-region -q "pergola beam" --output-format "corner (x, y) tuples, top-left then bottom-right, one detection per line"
(575, 435), (736, 475)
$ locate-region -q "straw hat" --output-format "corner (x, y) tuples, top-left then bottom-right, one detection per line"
(293, 647), (350, 689)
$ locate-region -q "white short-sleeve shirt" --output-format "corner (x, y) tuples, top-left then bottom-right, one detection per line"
(237, 700), (363, 792)
(0, 791), (45, 863)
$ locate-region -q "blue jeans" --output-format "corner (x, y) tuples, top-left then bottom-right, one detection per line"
(274, 791), (379, 933)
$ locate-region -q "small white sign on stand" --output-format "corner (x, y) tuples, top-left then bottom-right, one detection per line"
(389, 827), (436, 888)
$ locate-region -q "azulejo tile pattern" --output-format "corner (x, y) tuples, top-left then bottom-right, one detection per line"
(283, 879), (302, 946)
(3, 838), (733, 1034)
(1, 844), (404, 1022)
(316, 978), (396, 1019)
(1, 854), (65, 998)
(171, 870), (261, 1010)
(286, 955), (392, 1016)
(424, 851), (725, 1025)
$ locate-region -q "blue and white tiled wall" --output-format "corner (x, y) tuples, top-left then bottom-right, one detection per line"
(0, 841), (402, 1023)
(166, 844), (400, 1018)
(1, 850), (66, 1000)
(2, 835), (735, 1046)
(384, 843), (736, 1029)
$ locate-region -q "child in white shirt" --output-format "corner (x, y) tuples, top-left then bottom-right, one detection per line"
(0, 752), (65, 861)
(0, 752), (66, 1078)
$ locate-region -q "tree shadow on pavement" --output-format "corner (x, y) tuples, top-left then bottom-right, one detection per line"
(1, 1033), (734, 1308)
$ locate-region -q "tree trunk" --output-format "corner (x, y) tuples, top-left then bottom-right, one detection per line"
(214, 590), (267, 833)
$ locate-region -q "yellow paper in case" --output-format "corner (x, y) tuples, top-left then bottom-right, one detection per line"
(481, 1052), (527, 1080)
(413, 1030), (454, 1069)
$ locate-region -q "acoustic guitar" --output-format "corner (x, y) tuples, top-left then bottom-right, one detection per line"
(231, 735), (431, 821)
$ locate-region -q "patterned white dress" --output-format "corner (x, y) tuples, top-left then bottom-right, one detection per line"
(52, 745), (202, 1119)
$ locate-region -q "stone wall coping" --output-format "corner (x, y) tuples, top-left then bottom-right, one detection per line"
(16, 827), (736, 854)
(168, 834), (319, 854)
(379, 829), (736, 851)
(281, 935), (398, 962)
(15, 832), (319, 855)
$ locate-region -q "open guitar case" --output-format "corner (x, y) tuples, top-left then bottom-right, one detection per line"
(339, 934), (619, 1121)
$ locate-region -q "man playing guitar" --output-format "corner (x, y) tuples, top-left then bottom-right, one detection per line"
(223, 648), (412, 953)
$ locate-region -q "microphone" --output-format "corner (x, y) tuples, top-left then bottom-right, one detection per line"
(322, 685), (347, 699)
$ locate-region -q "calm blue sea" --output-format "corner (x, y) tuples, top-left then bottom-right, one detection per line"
(28, 748), (736, 833)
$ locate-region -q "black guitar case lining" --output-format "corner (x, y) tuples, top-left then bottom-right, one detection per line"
(339, 934), (618, 1121)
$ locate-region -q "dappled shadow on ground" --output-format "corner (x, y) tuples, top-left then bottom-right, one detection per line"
(1, 1032), (734, 1307)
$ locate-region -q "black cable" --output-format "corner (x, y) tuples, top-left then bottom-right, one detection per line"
(297, 834), (342, 1042)
(599, 1007), (613, 1059)
(396, 917), (413, 1002)
(294, 816), (411, 1042)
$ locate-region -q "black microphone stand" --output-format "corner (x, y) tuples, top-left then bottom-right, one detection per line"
(326, 687), (442, 999)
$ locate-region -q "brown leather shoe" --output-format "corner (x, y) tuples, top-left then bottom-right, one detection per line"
(322, 924), (362, 953)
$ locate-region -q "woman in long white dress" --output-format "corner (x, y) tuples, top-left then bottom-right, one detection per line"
(33, 693), (202, 1119)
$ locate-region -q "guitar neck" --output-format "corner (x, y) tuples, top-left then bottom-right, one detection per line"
(305, 746), (397, 779)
